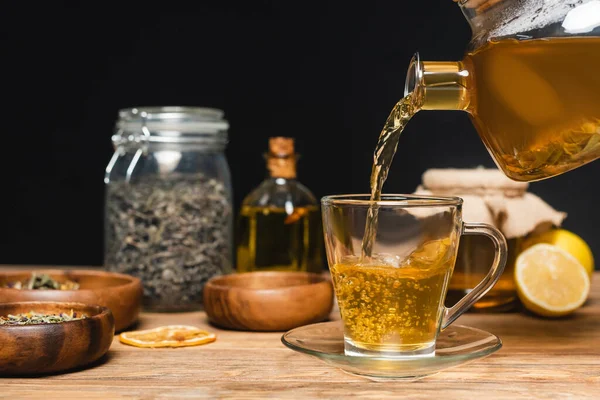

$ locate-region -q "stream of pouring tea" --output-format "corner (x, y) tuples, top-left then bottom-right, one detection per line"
(361, 93), (421, 259)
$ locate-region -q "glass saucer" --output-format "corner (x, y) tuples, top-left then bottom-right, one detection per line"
(281, 321), (502, 381)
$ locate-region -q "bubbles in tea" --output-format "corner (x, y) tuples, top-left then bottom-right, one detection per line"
(330, 239), (455, 355)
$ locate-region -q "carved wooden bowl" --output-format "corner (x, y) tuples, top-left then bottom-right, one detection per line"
(0, 269), (142, 332)
(204, 272), (334, 332)
(0, 302), (114, 375)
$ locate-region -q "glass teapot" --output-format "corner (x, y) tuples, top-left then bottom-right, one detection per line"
(405, 0), (600, 182)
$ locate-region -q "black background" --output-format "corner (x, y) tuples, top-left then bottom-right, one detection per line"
(1, 1), (597, 267)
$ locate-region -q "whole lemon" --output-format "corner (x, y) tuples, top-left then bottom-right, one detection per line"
(522, 229), (594, 278)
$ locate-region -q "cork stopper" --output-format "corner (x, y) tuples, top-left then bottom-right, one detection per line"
(269, 137), (295, 157)
(267, 137), (296, 179)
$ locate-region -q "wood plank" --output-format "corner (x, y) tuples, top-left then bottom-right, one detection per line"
(1, 271), (599, 399)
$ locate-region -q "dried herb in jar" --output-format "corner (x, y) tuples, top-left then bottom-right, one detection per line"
(105, 173), (231, 310)
(3, 273), (80, 290)
(0, 310), (87, 325)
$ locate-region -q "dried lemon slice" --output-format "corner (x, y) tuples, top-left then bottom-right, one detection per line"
(119, 325), (216, 348)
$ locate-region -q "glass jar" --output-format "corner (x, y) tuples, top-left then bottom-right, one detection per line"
(104, 107), (233, 312)
(414, 168), (566, 312)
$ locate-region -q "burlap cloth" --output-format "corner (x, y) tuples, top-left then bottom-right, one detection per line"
(413, 168), (566, 239)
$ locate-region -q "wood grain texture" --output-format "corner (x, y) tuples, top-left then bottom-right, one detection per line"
(1, 272), (600, 398)
(0, 269), (142, 332)
(0, 302), (114, 375)
(204, 271), (334, 331)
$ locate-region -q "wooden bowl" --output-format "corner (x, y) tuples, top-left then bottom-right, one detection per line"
(203, 272), (334, 332)
(0, 301), (114, 375)
(0, 270), (142, 332)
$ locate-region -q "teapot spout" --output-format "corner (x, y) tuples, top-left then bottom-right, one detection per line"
(405, 52), (471, 111)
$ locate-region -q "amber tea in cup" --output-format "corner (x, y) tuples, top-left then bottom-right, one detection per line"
(322, 195), (507, 358)
(330, 240), (455, 354)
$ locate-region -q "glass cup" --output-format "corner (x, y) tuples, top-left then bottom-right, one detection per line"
(321, 194), (507, 358)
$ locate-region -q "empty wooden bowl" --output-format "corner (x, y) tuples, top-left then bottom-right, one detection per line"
(203, 271), (334, 332)
(0, 269), (142, 332)
(0, 302), (114, 375)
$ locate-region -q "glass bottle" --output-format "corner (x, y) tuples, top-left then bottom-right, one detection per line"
(404, 0), (600, 182)
(236, 137), (323, 273)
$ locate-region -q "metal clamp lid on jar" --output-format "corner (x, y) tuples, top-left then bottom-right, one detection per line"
(104, 106), (230, 183)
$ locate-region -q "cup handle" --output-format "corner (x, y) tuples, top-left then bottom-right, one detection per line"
(441, 222), (508, 329)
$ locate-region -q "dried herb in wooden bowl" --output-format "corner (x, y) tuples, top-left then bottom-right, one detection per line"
(2, 273), (80, 290)
(0, 309), (87, 325)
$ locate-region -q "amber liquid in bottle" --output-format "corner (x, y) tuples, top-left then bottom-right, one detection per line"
(237, 205), (322, 272)
(236, 137), (323, 273)
(466, 37), (600, 182)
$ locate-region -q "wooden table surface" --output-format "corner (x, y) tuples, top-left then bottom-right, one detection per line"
(2, 273), (600, 399)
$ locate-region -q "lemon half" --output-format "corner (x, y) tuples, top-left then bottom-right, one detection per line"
(515, 243), (590, 317)
(522, 229), (594, 277)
